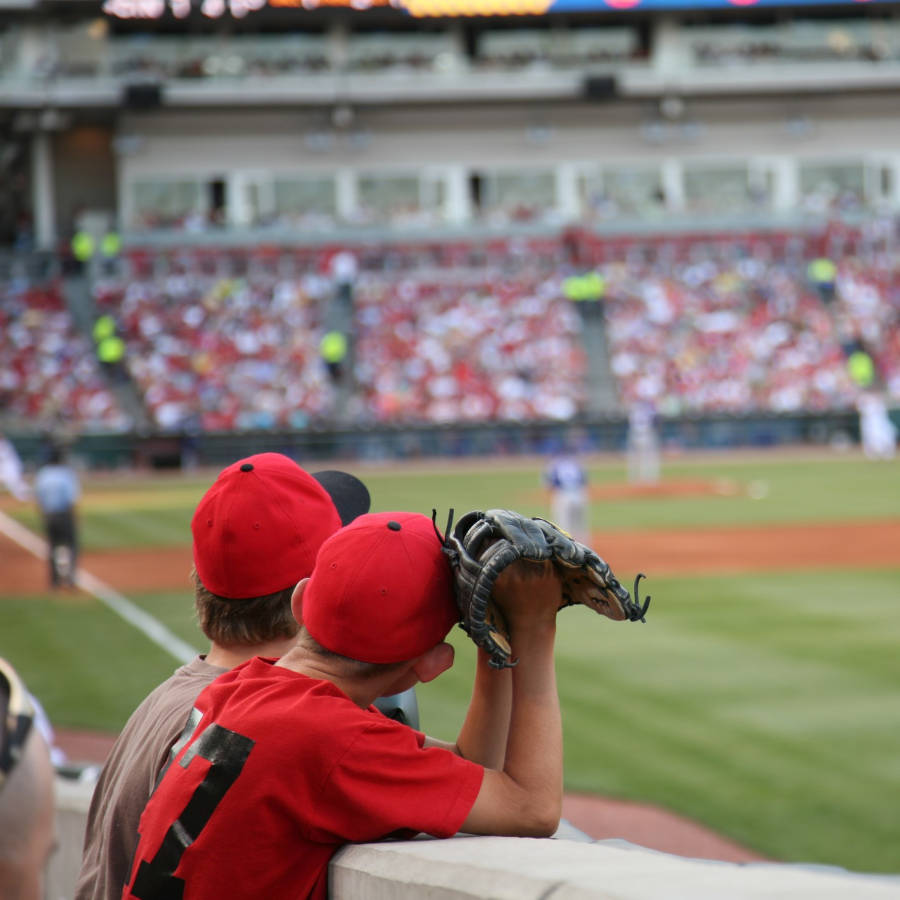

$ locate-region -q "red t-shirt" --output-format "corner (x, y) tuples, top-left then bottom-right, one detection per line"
(122, 657), (483, 900)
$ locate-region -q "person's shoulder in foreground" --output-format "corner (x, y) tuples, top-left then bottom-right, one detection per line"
(123, 509), (565, 900)
(0, 657), (56, 900)
(75, 452), (369, 900)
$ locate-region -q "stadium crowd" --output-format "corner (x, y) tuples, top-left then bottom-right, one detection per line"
(600, 248), (893, 415)
(351, 264), (587, 424)
(92, 261), (336, 431)
(0, 227), (896, 434)
(0, 277), (129, 432)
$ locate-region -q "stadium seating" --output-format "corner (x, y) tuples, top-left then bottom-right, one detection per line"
(0, 279), (130, 432)
(352, 263), (587, 423)
(2, 224), (895, 434)
(92, 262), (335, 431)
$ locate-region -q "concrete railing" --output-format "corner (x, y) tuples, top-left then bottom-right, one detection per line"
(49, 777), (94, 900)
(333, 837), (900, 900)
(51, 778), (900, 900)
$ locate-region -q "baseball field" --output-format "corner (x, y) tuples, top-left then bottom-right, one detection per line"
(1, 448), (898, 873)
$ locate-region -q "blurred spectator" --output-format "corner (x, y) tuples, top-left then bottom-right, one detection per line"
(0, 657), (56, 900)
(70, 230), (95, 274)
(92, 314), (116, 345)
(846, 348), (875, 390)
(807, 255), (837, 305)
(0, 432), (30, 501)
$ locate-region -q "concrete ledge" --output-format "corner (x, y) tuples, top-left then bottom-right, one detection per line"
(47, 781), (900, 900)
(48, 776), (94, 900)
(331, 835), (900, 900)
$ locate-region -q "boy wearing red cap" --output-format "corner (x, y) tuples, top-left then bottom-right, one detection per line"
(122, 511), (564, 900)
(76, 453), (370, 900)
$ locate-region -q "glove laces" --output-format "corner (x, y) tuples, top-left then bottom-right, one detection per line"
(431, 508), (455, 548)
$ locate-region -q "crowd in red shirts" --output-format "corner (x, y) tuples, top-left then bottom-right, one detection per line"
(352, 263), (587, 424)
(601, 234), (898, 415)
(3, 227), (896, 434)
(0, 278), (129, 432)
(93, 262), (335, 431)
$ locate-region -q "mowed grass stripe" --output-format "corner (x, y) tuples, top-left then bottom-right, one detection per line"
(125, 588), (205, 649)
(564, 651), (898, 800)
(593, 714), (899, 872)
(556, 569), (900, 870)
(561, 656), (899, 870)
(419, 567), (900, 871)
(79, 507), (193, 549)
(0, 594), (182, 732)
(10, 505), (195, 551)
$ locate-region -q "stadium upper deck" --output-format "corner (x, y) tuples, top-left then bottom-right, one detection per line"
(1, 0), (900, 248)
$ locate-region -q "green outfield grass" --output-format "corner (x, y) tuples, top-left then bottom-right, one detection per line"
(1, 452), (898, 872)
(421, 567), (900, 873)
(6, 452), (900, 549)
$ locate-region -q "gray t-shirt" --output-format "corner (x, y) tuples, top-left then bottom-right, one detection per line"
(75, 656), (224, 900)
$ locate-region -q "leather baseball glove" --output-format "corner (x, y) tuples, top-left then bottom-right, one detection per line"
(440, 508), (650, 669)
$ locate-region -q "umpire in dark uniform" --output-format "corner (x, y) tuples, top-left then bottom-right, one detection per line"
(34, 446), (80, 589)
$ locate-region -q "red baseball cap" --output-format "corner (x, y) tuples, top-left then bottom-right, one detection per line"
(302, 512), (458, 664)
(191, 453), (369, 599)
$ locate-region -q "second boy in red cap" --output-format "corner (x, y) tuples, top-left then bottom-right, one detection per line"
(123, 510), (564, 900)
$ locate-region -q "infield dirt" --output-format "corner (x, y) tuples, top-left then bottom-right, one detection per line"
(4, 519), (899, 595)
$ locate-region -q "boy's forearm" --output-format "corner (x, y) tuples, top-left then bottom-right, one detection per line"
(458, 563), (565, 837)
(503, 622), (563, 825)
(455, 650), (512, 769)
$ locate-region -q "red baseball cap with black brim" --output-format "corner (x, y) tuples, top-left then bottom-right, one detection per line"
(302, 511), (458, 664)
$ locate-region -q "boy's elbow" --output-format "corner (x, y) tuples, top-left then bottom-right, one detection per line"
(518, 798), (561, 838)
(535, 807), (562, 838)
(472, 772), (562, 838)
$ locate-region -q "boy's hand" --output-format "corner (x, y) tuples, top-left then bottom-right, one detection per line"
(492, 559), (561, 629)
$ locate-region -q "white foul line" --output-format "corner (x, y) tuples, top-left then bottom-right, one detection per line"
(0, 509), (198, 665)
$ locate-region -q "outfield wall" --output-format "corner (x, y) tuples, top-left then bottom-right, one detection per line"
(50, 779), (900, 900)
(7, 409), (869, 470)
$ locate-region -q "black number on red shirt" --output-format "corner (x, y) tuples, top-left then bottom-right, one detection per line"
(130, 715), (254, 899)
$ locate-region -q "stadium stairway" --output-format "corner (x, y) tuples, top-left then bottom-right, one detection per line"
(62, 273), (154, 431)
(577, 302), (620, 415)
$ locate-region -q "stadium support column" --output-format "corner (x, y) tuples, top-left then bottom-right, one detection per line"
(556, 164), (580, 222)
(771, 158), (798, 213)
(229, 173), (253, 228)
(444, 166), (470, 225)
(335, 169), (357, 223)
(661, 159), (683, 213)
(651, 17), (689, 78)
(31, 132), (56, 250)
(888, 159), (900, 209)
